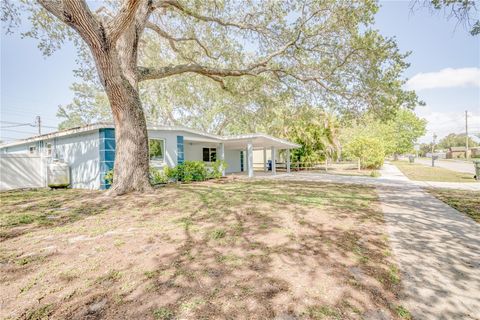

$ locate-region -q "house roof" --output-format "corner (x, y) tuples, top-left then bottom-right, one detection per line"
(0, 123), (300, 149)
(449, 146), (467, 152)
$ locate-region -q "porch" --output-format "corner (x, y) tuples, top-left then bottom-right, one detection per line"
(182, 133), (300, 177)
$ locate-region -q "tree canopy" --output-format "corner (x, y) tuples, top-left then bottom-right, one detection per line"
(2, 0), (422, 194)
(437, 133), (479, 149)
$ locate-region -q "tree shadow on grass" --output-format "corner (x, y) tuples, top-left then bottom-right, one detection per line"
(58, 180), (403, 319)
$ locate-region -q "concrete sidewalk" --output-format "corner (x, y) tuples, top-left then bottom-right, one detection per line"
(378, 165), (480, 319)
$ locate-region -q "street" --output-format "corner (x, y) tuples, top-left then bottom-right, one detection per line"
(416, 158), (476, 175)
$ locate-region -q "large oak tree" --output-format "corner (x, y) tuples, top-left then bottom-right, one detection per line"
(2, 0), (419, 194)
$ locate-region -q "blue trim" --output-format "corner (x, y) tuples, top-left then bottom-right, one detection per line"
(240, 151), (244, 172)
(99, 128), (116, 189)
(177, 135), (184, 164)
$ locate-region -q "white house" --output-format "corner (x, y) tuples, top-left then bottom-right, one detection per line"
(0, 123), (299, 190)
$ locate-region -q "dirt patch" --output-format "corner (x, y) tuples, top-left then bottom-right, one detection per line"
(0, 180), (405, 319)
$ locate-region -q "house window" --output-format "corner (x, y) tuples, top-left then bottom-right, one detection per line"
(149, 139), (165, 162)
(202, 148), (216, 162)
(29, 146), (36, 154)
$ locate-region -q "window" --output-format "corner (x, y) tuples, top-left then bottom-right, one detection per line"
(149, 139), (165, 161)
(29, 146), (36, 154)
(202, 148), (217, 162)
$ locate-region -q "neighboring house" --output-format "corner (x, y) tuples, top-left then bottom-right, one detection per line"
(0, 123), (299, 190)
(446, 146), (469, 159)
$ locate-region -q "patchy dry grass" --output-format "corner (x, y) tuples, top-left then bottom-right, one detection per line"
(392, 161), (475, 182)
(425, 188), (480, 223)
(1, 179), (403, 319)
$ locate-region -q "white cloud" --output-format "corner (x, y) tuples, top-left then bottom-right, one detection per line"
(406, 67), (480, 91)
(415, 106), (480, 144)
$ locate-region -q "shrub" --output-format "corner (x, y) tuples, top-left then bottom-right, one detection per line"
(150, 167), (168, 185)
(104, 169), (114, 185)
(208, 160), (228, 179)
(370, 170), (380, 177)
(165, 161), (208, 182)
(344, 136), (385, 169)
(105, 167), (168, 186)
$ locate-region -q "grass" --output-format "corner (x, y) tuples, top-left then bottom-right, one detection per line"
(426, 188), (480, 223)
(0, 180), (403, 319)
(392, 160), (475, 182)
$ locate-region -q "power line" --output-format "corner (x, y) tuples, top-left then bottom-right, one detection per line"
(0, 128), (39, 134)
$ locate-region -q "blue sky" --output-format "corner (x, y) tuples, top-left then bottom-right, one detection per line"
(1, 1), (479, 143)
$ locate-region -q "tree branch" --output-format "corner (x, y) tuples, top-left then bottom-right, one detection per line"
(105, 0), (143, 44)
(146, 21), (218, 59)
(38, 0), (104, 50)
(138, 64), (260, 81)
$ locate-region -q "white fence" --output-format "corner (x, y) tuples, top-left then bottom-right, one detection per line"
(0, 154), (48, 191)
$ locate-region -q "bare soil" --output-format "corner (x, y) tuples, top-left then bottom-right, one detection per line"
(0, 179), (405, 319)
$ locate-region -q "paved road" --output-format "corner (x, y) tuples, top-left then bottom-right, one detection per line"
(416, 158), (476, 175)
(257, 166), (480, 319)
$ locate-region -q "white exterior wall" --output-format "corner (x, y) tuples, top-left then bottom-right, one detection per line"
(0, 131), (100, 190)
(148, 130), (179, 168)
(51, 131), (100, 189)
(184, 143), (207, 162)
(225, 150), (241, 173)
(183, 141), (241, 173)
(0, 154), (47, 191)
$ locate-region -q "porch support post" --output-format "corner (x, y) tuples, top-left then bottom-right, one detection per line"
(286, 149), (291, 173)
(263, 147), (267, 172)
(247, 142), (254, 178)
(219, 142), (225, 177)
(271, 147), (276, 175)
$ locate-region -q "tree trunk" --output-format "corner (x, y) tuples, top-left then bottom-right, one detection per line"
(108, 87), (152, 195)
(96, 53), (153, 195)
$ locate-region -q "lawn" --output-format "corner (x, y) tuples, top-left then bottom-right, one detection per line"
(0, 180), (406, 319)
(426, 188), (480, 223)
(392, 161), (475, 182)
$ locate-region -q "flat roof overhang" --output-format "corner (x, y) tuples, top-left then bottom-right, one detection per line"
(223, 134), (300, 150)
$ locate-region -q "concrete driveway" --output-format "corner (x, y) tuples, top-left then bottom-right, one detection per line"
(415, 158), (476, 175)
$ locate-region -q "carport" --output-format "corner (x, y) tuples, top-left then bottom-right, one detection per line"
(222, 134), (300, 178)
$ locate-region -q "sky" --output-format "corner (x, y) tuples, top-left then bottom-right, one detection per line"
(1, 1), (479, 144)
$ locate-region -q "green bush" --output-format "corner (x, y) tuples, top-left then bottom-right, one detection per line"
(208, 160), (228, 179)
(104, 169), (114, 185)
(344, 136), (385, 169)
(149, 167), (168, 185)
(165, 161), (208, 182)
(104, 167), (168, 186)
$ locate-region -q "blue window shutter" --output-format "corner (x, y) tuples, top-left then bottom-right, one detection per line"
(177, 136), (184, 164)
(99, 128), (116, 189)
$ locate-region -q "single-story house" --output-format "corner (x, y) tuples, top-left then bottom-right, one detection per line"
(446, 146), (469, 159)
(0, 123), (299, 190)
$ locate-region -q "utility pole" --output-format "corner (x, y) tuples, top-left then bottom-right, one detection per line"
(35, 116), (41, 135)
(465, 110), (469, 159)
(431, 133), (437, 167)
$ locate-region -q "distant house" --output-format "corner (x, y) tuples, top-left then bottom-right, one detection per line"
(446, 146), (469, 159)
(0, 123), (299, 190)
(471, 147), (480, 158)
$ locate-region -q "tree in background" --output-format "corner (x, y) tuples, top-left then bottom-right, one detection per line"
(437, 133), (479, 149)
(389, 109), (427, 159)
(343, 136), (385, 169)
(340, 109), (426, 166)
(2, 0), (419, 194)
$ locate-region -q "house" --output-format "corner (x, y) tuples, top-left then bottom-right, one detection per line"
(0, 123), (299, 190)
(446, 146), (469, 159)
